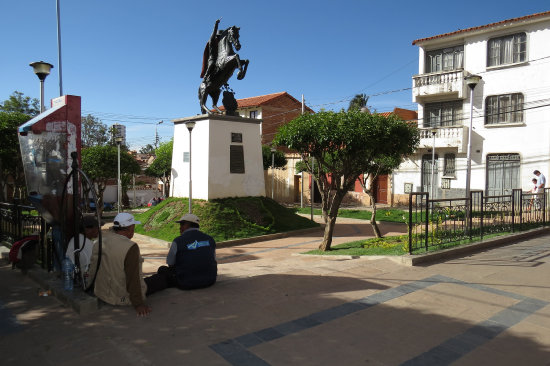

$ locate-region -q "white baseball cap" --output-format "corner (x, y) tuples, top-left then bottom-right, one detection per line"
(113, 212), (141, 228)
(175, 213), (200, 225)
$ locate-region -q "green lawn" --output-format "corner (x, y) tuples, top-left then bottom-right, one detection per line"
(304, 234), (409, 256)
(294, 207), (407, 223)
(133, 197), (319, 243)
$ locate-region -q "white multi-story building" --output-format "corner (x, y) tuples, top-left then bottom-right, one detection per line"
(112, 123), (127, 146)
(393, 11), (550, 204)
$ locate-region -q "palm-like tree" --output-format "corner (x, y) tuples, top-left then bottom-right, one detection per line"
(348, 93), (369, 112)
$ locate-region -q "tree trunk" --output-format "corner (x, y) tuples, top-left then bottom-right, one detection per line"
(318, 189), (346, 251)
(368, 191), (382, 238)
(319, 215), (337, 251)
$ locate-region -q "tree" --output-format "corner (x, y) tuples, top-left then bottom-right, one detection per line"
(348, 93), (369, 112)
(0, 91), (40, 116)
(81, 146), (141, 214)
(81, 115), (109, 148)
(0, 112), (30, 201)
(262, 145), (287, 170)
(139, 144), (155, 154)
(144, 140), (173, 197)
(273, 109), (419, 251)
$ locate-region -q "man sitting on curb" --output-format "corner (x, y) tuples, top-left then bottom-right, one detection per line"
(145, 213), (217, 295)
(93, 212), (151, 317)
(66, 214), (104, 290)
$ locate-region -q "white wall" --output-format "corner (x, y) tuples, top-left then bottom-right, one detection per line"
(399, 17), (550, 196)
(171, 114), (265, 200)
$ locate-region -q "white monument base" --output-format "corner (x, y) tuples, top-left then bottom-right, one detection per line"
(171, 114), (265, 200)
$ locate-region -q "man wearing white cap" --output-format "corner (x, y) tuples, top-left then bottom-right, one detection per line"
(145, 213), (217, 295)
(93, 212), (151, 316)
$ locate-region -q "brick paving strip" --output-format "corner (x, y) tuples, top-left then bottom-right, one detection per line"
(210, 274), (549, 366)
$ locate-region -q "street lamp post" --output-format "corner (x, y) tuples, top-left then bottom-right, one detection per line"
(464, 74), (482, 204)
(464, 74), (482, 233)
(29, 61), (54, 113)
(186, 121), (196, 213)
(430, 128), (438, 199)
(155, 120), (163, 149)
(115, 136), (123, 213)
(271, 147), (276, 199)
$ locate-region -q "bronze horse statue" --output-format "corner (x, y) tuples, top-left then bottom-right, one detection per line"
(199, 20), (249, 114)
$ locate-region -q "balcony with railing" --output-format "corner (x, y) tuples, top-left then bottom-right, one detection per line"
(413, 70), (466, 103)
(419, 126), (468, 153)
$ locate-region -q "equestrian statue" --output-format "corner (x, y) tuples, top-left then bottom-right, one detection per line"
(199, 19), (249, 114)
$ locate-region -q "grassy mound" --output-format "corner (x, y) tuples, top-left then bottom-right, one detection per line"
(133, 196), (319, 243)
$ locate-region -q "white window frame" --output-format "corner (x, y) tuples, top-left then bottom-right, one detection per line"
(485, 93), (524, 125)
(424, 101), (463, 128)
(425, 45), (464, 73)
(487, 32), (526, 67)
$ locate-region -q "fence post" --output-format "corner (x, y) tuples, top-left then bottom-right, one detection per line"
(544, 188), (548, 225)
(480, 191), (484, 240)
(13, 198), (21, 239)
(408, 193), (412, 254)
(468, 191), (472, 240)
(425, 193), (429, 251)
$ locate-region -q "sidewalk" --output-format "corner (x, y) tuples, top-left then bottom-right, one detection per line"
(1, 218), (550, 365)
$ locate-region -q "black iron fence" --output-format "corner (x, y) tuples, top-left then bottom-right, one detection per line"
(0, 200), (53, 271)
(408, 188), (550, 254)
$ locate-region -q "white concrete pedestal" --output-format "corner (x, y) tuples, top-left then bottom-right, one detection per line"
(171, 114), (265, 200)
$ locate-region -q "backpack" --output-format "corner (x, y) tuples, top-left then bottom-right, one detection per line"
(9, 235), (39, 271)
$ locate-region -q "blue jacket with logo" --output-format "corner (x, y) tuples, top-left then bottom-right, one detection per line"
(169, 228), (217, 289)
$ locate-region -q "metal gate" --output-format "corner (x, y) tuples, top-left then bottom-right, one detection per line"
(421, 154), (438, 197)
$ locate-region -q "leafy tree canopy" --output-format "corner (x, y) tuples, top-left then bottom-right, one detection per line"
(0, 111), (31, 201)
(144, 140), (173, 178)
(0, 91), (39, 116)
(139, 144), (155, 154)
(82, 145), (141, 211)
(262, 145), (287, 170)
(81, 114), (109, 148)
(273, 109), (418, 251)
(348, 93), (369, 112)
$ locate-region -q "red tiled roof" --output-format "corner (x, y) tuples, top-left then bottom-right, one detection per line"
(379, 107), (418, 121)
(218, 91), (314, 112)
(412, 10), (550, 45)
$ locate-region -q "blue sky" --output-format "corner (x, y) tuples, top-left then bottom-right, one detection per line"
(1, 1), (548, 150)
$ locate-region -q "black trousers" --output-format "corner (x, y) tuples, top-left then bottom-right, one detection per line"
(144, 266), (177, 296)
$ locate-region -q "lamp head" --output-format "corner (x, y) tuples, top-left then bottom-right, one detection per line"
(29, 61), (54, 81)
(186, 121), (196, 132)
(465, 74), (482, 89)
(115, 136), (123, 144)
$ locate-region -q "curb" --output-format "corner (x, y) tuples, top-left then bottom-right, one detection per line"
(299, 227), (550, 267)
(25, 267), (99, 314)
(403, 226), (550, 266)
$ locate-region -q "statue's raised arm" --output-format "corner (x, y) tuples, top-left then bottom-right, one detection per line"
(198, 19), (249, 114)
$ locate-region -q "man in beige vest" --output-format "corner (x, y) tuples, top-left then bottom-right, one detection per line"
(94, 212), (151, 316)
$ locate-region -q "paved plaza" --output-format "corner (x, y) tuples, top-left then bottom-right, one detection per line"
(1, 216), (550, 365)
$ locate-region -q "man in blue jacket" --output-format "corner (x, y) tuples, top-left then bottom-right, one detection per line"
(145, 213), (217, 295)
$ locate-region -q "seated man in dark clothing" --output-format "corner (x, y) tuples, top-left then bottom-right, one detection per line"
(145, 213), (217, 295)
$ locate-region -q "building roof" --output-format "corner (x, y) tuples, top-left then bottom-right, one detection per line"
(218, 91), (315, 113)
(379, 107), (418, 122)
(412, 10), (550, 45)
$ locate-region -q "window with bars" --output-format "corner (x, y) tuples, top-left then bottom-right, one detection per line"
(487, 33), (526, 67)
(425, 45), (464, 73)
(424, 101), (463, 128)
(444, 153), (456, 177)
(485, 93), (524, 125)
